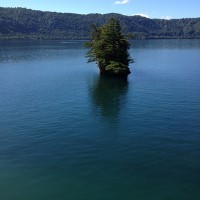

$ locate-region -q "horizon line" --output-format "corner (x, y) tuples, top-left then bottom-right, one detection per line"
(0, 6), (200, 20)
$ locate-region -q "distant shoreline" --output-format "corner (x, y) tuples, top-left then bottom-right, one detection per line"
(0, 37), (200, 40)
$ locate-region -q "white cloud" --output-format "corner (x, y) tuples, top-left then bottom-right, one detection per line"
(160, 16), (172, 20)
(115, 0), (129, 5)
(132, 13), (150, 18)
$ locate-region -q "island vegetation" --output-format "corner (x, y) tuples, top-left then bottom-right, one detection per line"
(85, 18), (132, 78)
(0, 7), (200, 40)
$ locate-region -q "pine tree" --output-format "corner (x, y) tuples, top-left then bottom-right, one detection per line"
(85, 18), (133, 78)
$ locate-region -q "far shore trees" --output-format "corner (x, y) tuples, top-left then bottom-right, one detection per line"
(85, 18), (133, 78)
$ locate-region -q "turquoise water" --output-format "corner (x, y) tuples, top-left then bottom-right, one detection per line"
(0, 40), (200, 200)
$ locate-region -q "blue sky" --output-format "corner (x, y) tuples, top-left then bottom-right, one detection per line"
(1, 0), (200, 19)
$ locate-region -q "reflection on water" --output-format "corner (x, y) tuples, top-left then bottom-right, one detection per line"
(91, 76), (129, 118)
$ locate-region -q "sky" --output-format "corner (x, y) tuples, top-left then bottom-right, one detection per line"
(0, 0), (200, 19)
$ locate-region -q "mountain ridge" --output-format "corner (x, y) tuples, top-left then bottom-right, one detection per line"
(0, 7), (200, 39)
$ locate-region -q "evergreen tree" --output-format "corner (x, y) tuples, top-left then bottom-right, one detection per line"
(85, 18), (133, 77)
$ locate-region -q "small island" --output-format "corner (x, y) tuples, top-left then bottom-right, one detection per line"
(85, 18), (133, 78)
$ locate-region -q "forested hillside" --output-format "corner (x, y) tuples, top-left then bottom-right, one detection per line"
(0, 7), (200, 39)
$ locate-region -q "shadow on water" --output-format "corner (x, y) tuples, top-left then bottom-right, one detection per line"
(90, 75), (129, 119)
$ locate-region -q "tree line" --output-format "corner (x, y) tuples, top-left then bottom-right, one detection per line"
(0, 7), (200, 39)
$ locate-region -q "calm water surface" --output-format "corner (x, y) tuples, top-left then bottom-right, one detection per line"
(0, 40), (200, 200)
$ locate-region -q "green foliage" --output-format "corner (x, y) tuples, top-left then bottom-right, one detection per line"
(195, 22), (200, 33)
(105, 61), (131, 75)
(0, 7), (200, 39)
(86, 18), (132, 77)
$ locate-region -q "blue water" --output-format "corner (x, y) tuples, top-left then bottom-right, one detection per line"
(0, 40), (200, 200)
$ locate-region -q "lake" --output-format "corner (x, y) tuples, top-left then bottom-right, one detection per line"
(0, 39), (200, 200)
